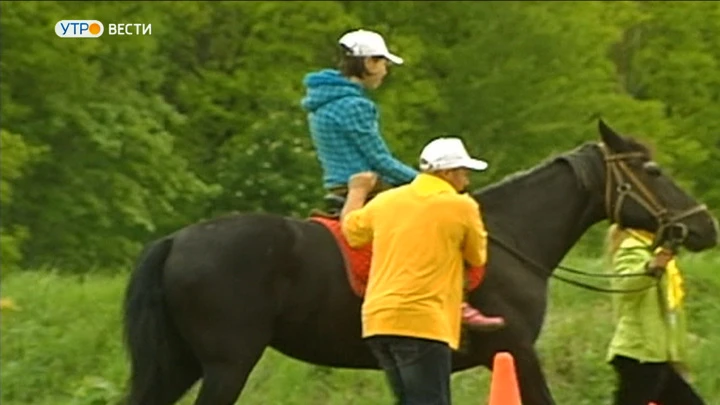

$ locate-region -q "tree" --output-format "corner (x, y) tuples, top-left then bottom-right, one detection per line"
(615, 1), (720, 213)
(0, 129), (46, 272)
(1, 1), (218, 270)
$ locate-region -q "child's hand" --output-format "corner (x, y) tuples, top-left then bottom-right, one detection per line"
(647, 249), (674, 276)
(649, 249), (674, 269)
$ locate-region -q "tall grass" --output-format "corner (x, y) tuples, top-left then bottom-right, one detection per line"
(2, 253), (719, 405)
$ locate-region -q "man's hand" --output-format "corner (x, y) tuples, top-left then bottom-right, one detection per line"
(348, 171), (378, 194)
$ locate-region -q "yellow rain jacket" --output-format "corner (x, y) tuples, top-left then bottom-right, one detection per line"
(606, 230), (688, 363)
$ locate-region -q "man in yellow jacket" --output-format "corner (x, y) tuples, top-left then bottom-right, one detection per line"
(341, 137), (504, 405)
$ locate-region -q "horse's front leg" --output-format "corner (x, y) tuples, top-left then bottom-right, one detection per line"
(512, 345), (556, 405)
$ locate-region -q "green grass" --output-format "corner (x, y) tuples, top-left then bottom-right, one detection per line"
(2, 253), (719, 405)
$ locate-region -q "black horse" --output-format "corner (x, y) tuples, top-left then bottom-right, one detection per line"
(122, 121), (717, 405)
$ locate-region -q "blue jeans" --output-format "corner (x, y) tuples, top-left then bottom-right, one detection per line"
(366, 335), (452, 405)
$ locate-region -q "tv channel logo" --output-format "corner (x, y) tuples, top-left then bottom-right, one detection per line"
(55, 20), (104, 38)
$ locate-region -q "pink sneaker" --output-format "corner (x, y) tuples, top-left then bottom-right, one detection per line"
(462, 302), (506, 332)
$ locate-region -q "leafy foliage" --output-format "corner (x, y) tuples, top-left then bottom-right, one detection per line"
(1, 1), (718, 271)
(0, 129), (46, 272)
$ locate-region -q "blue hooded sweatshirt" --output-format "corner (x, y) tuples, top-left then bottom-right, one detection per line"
(300, 69), (418, 189)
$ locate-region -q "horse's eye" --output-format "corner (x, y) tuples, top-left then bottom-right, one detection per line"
(643, 161), (662, 177)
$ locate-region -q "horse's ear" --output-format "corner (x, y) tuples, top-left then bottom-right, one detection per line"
(598, 119), (626, 151)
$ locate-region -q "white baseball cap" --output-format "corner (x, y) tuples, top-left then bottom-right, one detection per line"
(419, 137), (489, 171)
(338, 29), (404, 65)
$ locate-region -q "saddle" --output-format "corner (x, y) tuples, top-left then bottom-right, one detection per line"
(306, 180), (487, 297)
(308, 215), (487, 298)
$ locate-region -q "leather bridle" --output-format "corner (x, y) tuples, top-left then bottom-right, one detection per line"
(600, 143), (708, 249)
(485, 142), (711, 295)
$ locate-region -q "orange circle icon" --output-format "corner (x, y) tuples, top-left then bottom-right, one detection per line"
(89, 23), (101, 35)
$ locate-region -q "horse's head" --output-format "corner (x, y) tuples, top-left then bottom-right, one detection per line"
(597, 119), (718, 252)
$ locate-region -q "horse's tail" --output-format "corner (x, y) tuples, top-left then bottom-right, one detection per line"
(122, 236), (196, 404)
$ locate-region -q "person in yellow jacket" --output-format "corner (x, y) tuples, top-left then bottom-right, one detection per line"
(605, 224), (706, 405)
(341, 137), (504, 405)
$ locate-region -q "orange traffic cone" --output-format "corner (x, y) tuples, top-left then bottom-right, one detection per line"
(488, 352), (522, 405)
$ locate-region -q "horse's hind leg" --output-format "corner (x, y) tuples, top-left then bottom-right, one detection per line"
(152, 361), (201, 405)
(191, 325), (270, 405)
(125, 358), (200, 405)
(193, 359), (263, 405)
(173, 276), (274, 405)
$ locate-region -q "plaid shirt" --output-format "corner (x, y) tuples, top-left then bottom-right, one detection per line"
(301, 69), (418, 189)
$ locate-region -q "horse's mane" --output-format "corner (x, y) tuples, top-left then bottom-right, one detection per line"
(471, 135), (652, 201)
(470, 142), (594, 199)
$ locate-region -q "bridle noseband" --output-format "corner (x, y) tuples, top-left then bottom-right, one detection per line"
(600, 143), (708, 249)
